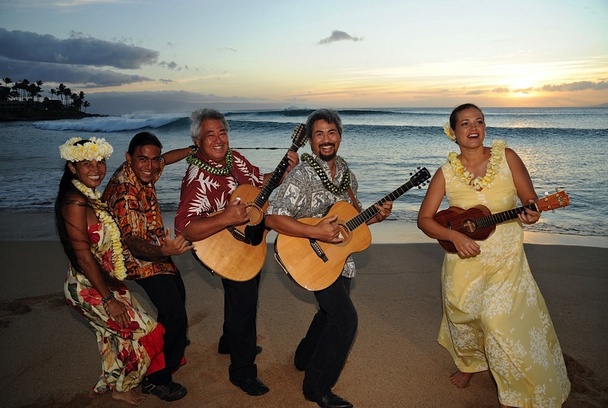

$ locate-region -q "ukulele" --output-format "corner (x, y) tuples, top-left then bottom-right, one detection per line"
(274, 167), (431, 291)
(433, 190), (570, 253)
(192, 124), (308, 281)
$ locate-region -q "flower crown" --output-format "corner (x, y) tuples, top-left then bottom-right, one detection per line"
(443, 122), (456, 142)
(59, 137), (114, 162)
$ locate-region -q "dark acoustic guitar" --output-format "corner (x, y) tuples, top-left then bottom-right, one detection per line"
(433, 190), (570, 253)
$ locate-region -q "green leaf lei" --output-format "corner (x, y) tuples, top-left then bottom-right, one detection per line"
(301, 153), (351, 195)
(186, 148), (234, 176)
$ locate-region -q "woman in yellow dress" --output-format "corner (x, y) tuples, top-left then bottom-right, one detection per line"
(55, 137), (165, 406)
(417, 104), (570, 407)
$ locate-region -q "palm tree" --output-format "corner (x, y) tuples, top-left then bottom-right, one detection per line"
(57, 83), (66, 107)
(63, 87), (72, 108)
(83, 100), (91, 113)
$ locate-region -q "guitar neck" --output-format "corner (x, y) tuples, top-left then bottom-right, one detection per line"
(345, 180), (417, 231)
(254, 142), (299, 208)
(477, 202), (539, 229)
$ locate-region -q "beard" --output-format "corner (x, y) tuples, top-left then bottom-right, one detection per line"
(317, 144), (337, 161)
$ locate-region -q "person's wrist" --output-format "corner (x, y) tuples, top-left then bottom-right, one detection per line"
(102, 292), (115, 304)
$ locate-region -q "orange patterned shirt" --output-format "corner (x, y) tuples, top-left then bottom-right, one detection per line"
(102, 160), (177, 280)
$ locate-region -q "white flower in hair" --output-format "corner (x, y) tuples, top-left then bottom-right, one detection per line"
(443, 122), (456, 142)
(59, 137), (114, 162)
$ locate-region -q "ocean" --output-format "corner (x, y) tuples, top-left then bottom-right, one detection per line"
(1, 107), (607, 238)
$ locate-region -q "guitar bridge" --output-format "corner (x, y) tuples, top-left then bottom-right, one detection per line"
(227, 226), (252, 244)
(309, 239), (328, 262)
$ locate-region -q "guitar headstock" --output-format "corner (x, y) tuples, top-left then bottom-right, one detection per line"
(410, 167), (431, 188)
(536, 190), (570, 211)
(291, 124), (308, 148)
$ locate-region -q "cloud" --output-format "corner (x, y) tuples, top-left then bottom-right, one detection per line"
(541, 80), (608, 92)
(464, 81), (608, 95)
(159, 60), (179, 70)
(318, 30), (362, 45)
(0, 57), (154, 87)
(0, 29), (158, 69)
(0, 28), (186, 87)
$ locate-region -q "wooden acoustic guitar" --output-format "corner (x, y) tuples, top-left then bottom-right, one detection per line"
(274, 167), (431, 291)
(192, 124), (308, 281)
(433, 190), (570, 253)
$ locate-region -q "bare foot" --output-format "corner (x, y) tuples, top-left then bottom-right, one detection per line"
(450, 370), (473, 388)
(112, 389), (146, 406)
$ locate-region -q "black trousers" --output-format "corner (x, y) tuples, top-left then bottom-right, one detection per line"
(295, 276), (358, 398)
(136, 271), (188, 385)
(219, 273), (261, 382)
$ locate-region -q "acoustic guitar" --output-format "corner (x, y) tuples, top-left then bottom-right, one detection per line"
(192, 124), (308, 281)
(433, 190), (570, 253)
(274, 167), (431, 291)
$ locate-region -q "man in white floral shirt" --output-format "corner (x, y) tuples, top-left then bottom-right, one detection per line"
(265, 109), (392, 408)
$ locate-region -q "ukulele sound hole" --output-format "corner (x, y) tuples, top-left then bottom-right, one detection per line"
(462, 219), (477, 233)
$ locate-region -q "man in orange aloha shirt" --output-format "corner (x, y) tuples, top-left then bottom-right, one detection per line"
(103, 131), (193, 402)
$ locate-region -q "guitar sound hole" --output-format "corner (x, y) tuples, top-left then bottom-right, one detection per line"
(246, 205), (263, 225)
(335, 224), (350, 246)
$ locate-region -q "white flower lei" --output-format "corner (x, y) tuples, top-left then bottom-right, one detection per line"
(60, 137), (113, 162)
(71, 179), (127, 280)
(448, 140), (506, 191)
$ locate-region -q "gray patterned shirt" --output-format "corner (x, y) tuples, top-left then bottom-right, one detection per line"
(267, 154), (360, 278)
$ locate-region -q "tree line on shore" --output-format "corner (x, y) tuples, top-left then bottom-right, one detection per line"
(0, 77), (91, 113)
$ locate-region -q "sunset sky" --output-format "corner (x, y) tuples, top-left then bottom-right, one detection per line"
(1, 0), (607, 114)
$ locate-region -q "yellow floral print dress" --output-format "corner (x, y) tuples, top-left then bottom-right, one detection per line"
(64, 222), (165, 394)
(438, 141), (570, 407)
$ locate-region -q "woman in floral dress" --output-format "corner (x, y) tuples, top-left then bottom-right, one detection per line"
(55, 137), (165, 406)
(417, 104), (570, 407)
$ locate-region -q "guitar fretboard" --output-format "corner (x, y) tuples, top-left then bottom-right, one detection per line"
(346, 181), (416, 231)
(254, 146), (296, 207)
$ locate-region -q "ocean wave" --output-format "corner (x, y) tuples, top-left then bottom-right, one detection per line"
(33, 113), (187, 132)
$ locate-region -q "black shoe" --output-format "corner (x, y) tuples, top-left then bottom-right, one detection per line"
(230, 377), (269, 396)
(304, 391), (353, 408)
(142, 379), (188, 401)
(218, 345), (263, 355)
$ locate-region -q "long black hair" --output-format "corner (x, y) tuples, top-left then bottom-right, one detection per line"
(55, 140), (90, 273)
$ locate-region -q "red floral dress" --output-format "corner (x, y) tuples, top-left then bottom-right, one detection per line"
(64, 222), (165, 393)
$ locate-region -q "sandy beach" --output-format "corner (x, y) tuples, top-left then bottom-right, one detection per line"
(1, 212), (607, 408)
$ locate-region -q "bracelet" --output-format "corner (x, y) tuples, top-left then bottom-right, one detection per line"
(102, 292), (115, 304)
(189, 144), (197, 152)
